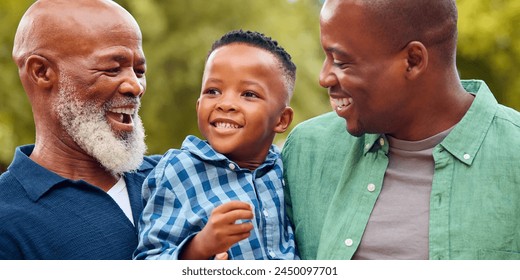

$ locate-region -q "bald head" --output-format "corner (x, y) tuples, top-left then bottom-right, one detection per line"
(322, 0), (458, 64)
(13, 0), (142, 67)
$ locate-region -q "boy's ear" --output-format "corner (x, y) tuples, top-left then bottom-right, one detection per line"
(25, 54), (56, 90)
(403, 41), (428, 80)
(195, 98), (200, 112)
(274, 106), (294, 133)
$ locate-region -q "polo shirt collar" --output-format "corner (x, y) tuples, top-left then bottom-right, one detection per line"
(9, 145), (68, 201)
(9, 145), (156, 202)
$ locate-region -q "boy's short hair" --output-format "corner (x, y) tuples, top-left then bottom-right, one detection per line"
(209, 30), (296, 98)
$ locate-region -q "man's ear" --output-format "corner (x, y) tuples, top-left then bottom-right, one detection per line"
(404, 41), (428, 80)
(274, 106), (294, 133)
(25, 54), (56, 90)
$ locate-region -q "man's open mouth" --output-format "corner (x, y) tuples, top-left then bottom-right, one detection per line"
(108, 107), (135, 124)
(331, 97), (353, 111)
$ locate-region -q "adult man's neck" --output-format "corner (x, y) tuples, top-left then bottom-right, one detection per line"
(388, 76), (474, 141)
(30, 137), (119, 192)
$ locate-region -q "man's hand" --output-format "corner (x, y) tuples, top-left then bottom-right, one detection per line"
(179, 201), (254, 260)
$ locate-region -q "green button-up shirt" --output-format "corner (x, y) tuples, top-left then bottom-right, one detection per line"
(282, 80), (520, 260)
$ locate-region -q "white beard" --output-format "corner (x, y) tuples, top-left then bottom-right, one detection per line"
(54, 74), (147, 175)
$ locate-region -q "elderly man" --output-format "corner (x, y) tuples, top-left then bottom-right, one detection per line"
(282, 0), (520, 259)
(0, 0), (159, 259)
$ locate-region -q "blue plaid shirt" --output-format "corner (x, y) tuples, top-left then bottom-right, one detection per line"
(134, 135), (298, 260)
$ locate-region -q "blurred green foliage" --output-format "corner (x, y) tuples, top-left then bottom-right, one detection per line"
(457, 0), (520, 108)
(1, 0), (519, 172)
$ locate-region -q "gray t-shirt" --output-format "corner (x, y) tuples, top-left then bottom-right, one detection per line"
(353, 128), (452, 260)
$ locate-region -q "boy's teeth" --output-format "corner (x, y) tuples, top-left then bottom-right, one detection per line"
(215, 122), (239, 129)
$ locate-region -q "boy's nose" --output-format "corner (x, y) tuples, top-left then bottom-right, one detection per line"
(216, 94), (238, 112)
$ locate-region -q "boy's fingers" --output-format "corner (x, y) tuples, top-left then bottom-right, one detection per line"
(226, 222), (254, 235)
(211, 201), (254, 224)
(220, 209), (254, 224)
(223, 231), (252, 246)
(213, 201), (251, 214)
(215, 252), (228, 260)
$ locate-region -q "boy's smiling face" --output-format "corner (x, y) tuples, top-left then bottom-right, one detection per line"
(197, 43), (292, 170)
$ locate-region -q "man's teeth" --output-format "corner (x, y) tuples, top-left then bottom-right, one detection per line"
(215, 122), (240, 129)
(109, 108), (136, 115)
(332, 98), (352, 110)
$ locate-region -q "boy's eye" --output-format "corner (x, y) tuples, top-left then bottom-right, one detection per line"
(243, 91), (258, 98)
(204, 88), (221, 95)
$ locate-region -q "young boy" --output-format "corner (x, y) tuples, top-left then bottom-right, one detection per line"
(134, 30), (298, 260)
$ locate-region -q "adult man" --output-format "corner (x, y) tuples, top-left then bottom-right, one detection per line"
(0, 0), (159, 259)
(282, 0), (520, 259)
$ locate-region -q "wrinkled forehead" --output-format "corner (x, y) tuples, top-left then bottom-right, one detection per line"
(26, 0), (139, 31)
(51, 5), (140, 40)
(14, 0), (142, 60)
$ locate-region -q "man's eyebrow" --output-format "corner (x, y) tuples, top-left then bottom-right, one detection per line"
(98, 53), (146, 65)
(325, 47), (354, 60)
(135, 57), (146, 65)
(112, 55), (129, 63)
(115, 55), (146, 65)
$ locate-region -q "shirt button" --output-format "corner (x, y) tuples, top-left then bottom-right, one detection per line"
(263, 208), (269, 217)
(268, 249), (276, 258)
(228, 163), (236, 170)
(344, 238), (353, 247)
(367, 183), (376, 192)
(365, 143), (371, 150)
(379, 138), (385, 146)
(463, 154), (471, 160)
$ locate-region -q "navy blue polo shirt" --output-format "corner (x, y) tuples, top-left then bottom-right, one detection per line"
(0, 145), (160, 259)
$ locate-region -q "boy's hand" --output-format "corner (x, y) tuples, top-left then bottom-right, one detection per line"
(215, 252), (229, 260)
(179, 201), (254, 260)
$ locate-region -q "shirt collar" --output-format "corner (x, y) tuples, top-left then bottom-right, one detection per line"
(181, 135), (280, 170)
(9, 145), (68, 201)
(9, 145), (159, 202)
(364, 134), (389, 155)
(363, 80), (496, 166)
(440, 80), (497, 165)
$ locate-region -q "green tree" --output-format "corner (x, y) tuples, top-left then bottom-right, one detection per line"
(457, 0), (520, 109)
(0, 0), (35, 171)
